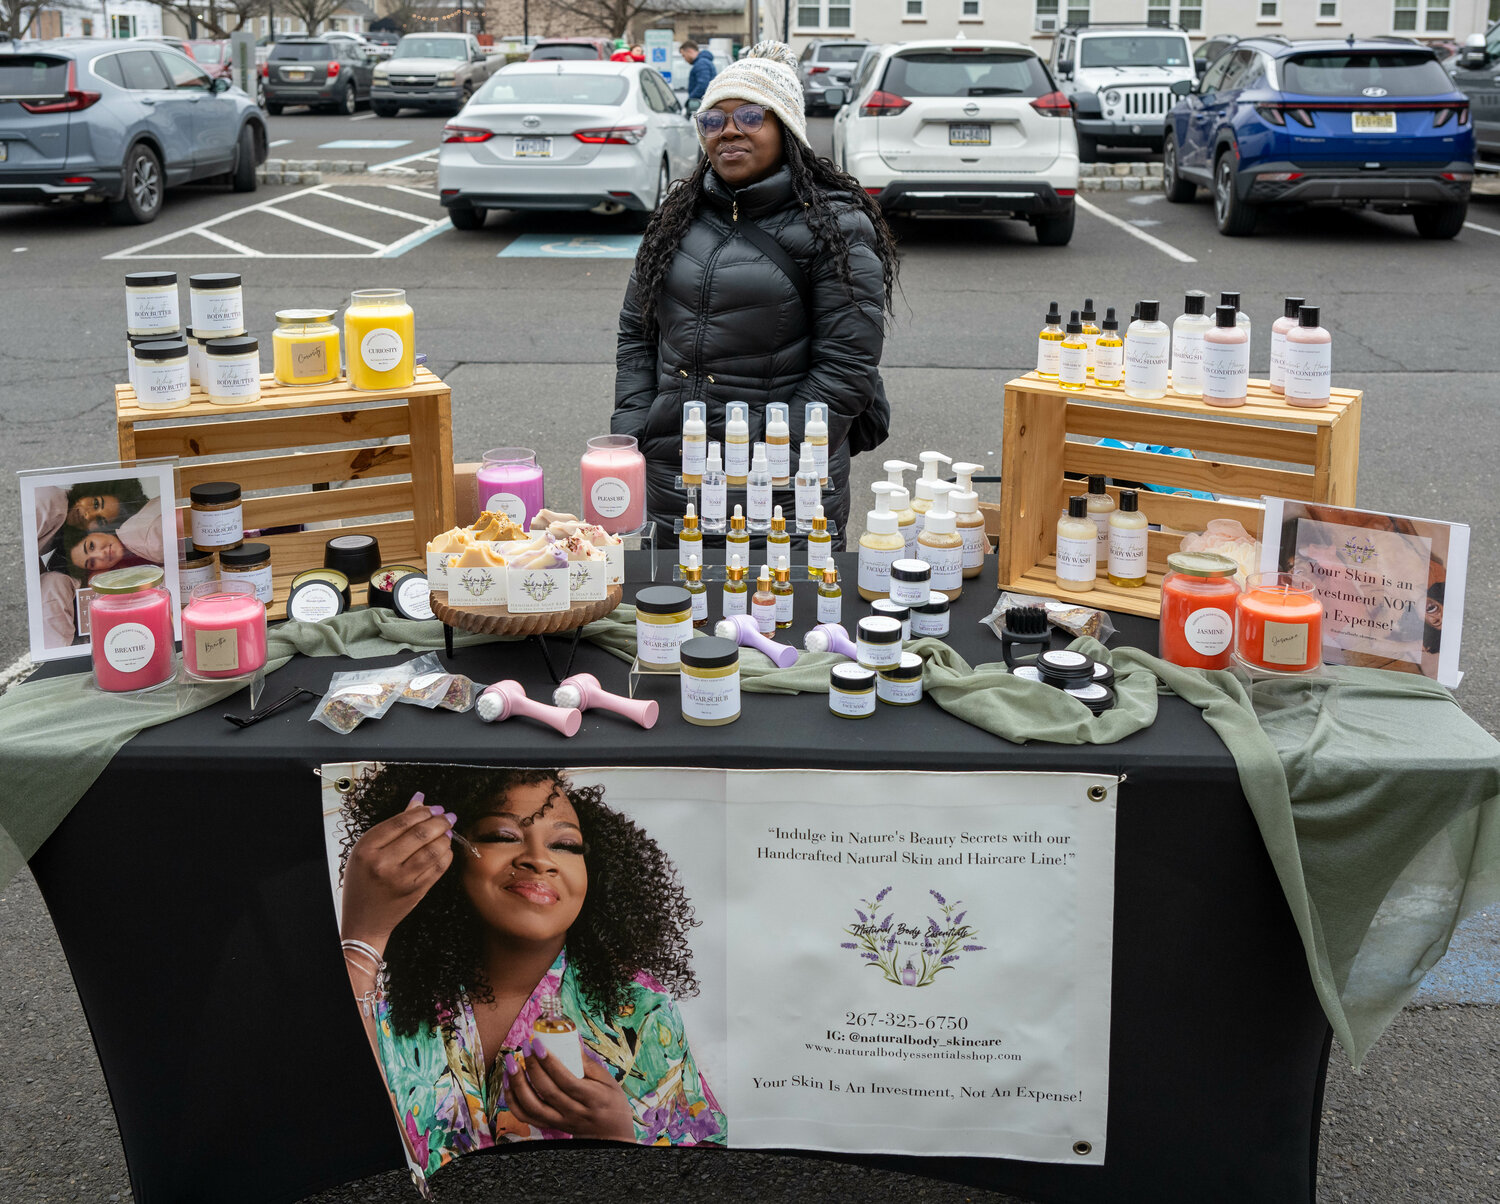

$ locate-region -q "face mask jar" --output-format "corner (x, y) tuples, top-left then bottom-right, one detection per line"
(877, 652), (924, 706)
(856, 616), (903, 670)
(828, 663), (876, 718)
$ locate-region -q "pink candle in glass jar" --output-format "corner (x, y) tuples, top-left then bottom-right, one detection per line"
(182, 580), (267, 679)
(89, 566), (175, 692)
(580, 434), (646, 533)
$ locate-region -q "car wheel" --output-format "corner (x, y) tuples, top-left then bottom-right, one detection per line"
(374, 103), (399, 117)
(266, 101), (283, 116)
(1162, 132), (1196, 203)
(340, 82), (357, 115)
(1213, 150), (1257, 236)
(448, 204), (486, 230)
(1076, 132), (1099, 162)
(1412, 202), (1467, 240)
(1033, 204), (1076, 247)
(231, 124), (259, 193)
(452, 82), (473, 116)
(108, 143), (164, 225)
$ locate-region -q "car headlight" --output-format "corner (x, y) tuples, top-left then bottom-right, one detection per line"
(373, 68), (389, 80)
(1104, 89), (1122, 107)
(437, 72), (457, 84)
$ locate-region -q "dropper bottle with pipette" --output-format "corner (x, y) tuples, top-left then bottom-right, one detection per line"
(911, 451), (952, 537)
(858, 482), (904, 602)
(949, 462), (989, 579)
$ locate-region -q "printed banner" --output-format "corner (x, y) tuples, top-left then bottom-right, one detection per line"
(319, 765), (1116, 1193)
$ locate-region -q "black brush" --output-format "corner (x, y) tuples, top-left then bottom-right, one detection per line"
(1001, 606), (1052, 669)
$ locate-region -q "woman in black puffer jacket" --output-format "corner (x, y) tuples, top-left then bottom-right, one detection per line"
(612, 42), (900, 548)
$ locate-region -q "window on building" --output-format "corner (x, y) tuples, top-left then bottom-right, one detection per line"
(1147, 0), (1202, 31)
(1035, 0), (1090, 32)
(1259, 0), (1280, 20)
(110, 13), (137, 37)
(1393, 0), (1449, 32)
(795, 0), (852, 29)
(1318, 1), (1339, 20)
(905, 0), (925, 17)
(961, 0), (981, 16)
(80, 17), (93, 35)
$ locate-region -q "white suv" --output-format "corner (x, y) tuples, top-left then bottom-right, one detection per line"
(830, 40), (1079, 245)
(1050, 24), (1195, 160)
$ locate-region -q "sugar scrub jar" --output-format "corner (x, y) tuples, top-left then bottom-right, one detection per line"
(182, 580), (267, 679)
(344, 288), (414, 391)
(88, 565), (175, 693)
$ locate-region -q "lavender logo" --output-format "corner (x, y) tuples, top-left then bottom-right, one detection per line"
(458, 568), (495, 597)
(841, 888), (984, 988)
(520, 573), (559, 603)
(1342, 535), (1378, 566)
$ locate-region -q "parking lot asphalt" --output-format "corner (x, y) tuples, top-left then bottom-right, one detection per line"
(1, 111), (1498, 1204)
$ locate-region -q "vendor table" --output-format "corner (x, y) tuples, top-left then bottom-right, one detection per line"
(27, 555), (1331, 1204)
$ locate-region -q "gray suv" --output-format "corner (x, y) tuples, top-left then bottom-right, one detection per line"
(0, 40), (267, 224)
(799, 39), (868, 114)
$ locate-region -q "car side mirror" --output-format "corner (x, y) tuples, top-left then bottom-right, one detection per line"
(1458, 49), (1488, 69)
(1170, 78), (1193, 95)
(823, 86), (846, 108)
(1194, 57), (1207, 76)
(685, 97), (701, 114)
(212, 75), (231, 93)
(1056, 59), (1073, 79)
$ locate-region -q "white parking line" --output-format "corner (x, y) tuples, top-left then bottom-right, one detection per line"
(349, 112), (378, 122)
(318, 189), (433, 222)
(262, 204), (389, 249)
(269, 139), (294, 148)
(382, 183), (439, 202)
(102, 185), (327, 258)
(370, 148), (440, 174)
(1075, 195), (1198, 264)
(1463, 221), (1500, 238)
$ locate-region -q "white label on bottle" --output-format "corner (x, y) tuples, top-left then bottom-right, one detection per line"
(723, 587), (747, 617)
(795, 481), (820, 525)
(701, 480), (727, 525)
(359, 327), (404, 373)
(829, 686), (874, 717)
(690, 588), (708, 624)
(774, 591), (793, 625)
(137, 358), (191, 407)
(533, 1031), (586, 1078)
(807, 538), (831, 570)
(191, 503), (243, 548)
(191, 290), (244, 333)
(1036, 336), (1060, 375)
(636, 616), (692, 664)
(1262, 619), (1310, 666)
(230, 564), (274, 604)
(752, 597), (777, 634)
(677, 536), (702, 569)
(747, 481), (772, 523)
(877, 676), (923, 705)
(486, 492), (526, 526)
(890, 577), (928, 608)
(767, 440), (790, 480)
(194, 626), (239, 673)
(1172, 328), (1205, 392)
(811, 441), (828, 483)
(857, 544), (902, 593)
(682, 437), (706, 479)
(1059, 343), (1089, 386)
(1091, 512), (1109, 564)
(589, 477), (631, 520)
(918, 542), (963, 591)
(209, 355), (260, 399)
(1202, 338), (1250, 401)
(289, 582), (342, 623)
(903, 523), (919, 559)
(1083, 330), (1099, 370)
(127, 287), (178, 333)
(1124, 337), (1169, 394)
(1056, 534), (1096, 583)
(102, 622), (156, 673)
(817, 592), (842, 624)
(395, 576), (434, 620)
(682, 670), (740, 722)
(1185, 607), (1233, 656)
(725, 438), (750, 478)
(1095, 341), (1124, 383)
(1283, 340), (1332, 402)
(1108, 525), (1148, 579)
(1270, 328), (1288, 389)
(959, 524), (987, 569)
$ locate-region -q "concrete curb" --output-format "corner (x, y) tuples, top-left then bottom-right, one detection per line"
(256, 158), (373, 185)
(1078, 161), (1162, 193)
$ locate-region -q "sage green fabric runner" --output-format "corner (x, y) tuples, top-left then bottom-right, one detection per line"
(0, 606), (1495, 1067)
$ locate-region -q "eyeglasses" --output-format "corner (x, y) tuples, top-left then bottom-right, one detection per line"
(695, 103), (767, 138)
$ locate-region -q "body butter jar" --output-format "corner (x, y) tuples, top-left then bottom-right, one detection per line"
(856, 616), (904, 670)
(828, 663), (876, 718)
(125, 271), (179, 337)
(184, 328), (207, 386)
(88, 565), (175, 693)
(220, 541), (273, 605)
(189, 272), (245, 336)
(204, 336), (261, 406)
(132, 339), (191, 410)
(272, 309), (341, 386)
(182, 580), (267, 679)
(190, 481), (244, 553)
(877, 652), (924, 707)
(680, 636), (741, 727)
(635, 585), (694, 669)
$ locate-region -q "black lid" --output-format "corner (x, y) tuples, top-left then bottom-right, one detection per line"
(190, 481), (241, 505)
(1137, 300), (1159, 322)
(1038, 648), (1095, 685)
(1067, 495), (1087, 519)
(882, 653), (923, 682)
(325, 533), (381, 583)
(1045, 301), (1061, 323)
(890, 560), (931, 583)
(1087, 474), (1106, 494)
(635, 584), (692, 615)
(1092, 660), (1116, 685)
(126, 270), (177, 288)
(1102, 307), (1118, 331)
(830, 663), (876, 689)
(190, 272), (242, 289)
(856, 616), (903, 644)
(134, 338), (188, 361)
(1299, 305), (1321, 327)
(1183, 290), (1207, 315)
(287, 578), (346, 623)
(1284, 295), (1306, 319)
(1131, 303), (1141, 321)
(1119, 489), (1139, 513)
(1067, 682), (1116, 714)
(915, 592), (950, 614)
(681, 636), (740, 670)
(128, 332), (170, 345)
(1215, 305), (1238, 328)
(205, 335), (258, 354)
(1220, 291), (1240, 309)
(1081, 298), (1097, 321)
(221, 541), (270, 567)
(1065, 310), (1082, 335)
(391, 572), (435, 621)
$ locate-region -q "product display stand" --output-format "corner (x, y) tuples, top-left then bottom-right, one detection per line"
(429, 588), (623, 681)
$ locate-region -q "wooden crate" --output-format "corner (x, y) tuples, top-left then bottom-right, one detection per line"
(990, 372), (1361, 619)
(116, 369), (455, 620)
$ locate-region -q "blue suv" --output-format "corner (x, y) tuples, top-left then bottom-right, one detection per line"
(1162, 37), (1474, 238)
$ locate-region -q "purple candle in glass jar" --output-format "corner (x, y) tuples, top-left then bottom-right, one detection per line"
(476, 447), (545, 529)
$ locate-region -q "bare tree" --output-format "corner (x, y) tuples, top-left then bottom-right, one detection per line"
(1, 0), (92, 40)
(283, 0), (349, 34)
(541, 0), (695, 40)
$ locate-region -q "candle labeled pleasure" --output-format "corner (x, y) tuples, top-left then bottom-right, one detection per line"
(580, 434), (645, 533)
(1235, 572), (1323, 673)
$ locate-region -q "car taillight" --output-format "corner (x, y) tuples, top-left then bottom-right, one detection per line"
(19, 62), (101, 114)
(574, 124), (646, 144)
(1256, 104), (1285, 126)
(1433, 105), (1468, 128)
(1258, 104), (1314, 128)
(809, 65), (828, 74)
(1255, 172), (1303, 182)
(1030, 90), (1072, 117)
(327, 61), (341, 78)
(260, 62), (269, 78)
(1056, 188), (1076, 197)
(860, 90), (909, 117)
(1442, 172), (1474, 182)
(442, 125), (494, 142)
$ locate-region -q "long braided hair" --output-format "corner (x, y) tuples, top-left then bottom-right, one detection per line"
(632, 128), (900, 341)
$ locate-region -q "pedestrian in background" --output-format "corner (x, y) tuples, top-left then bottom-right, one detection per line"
(612, 42), (899, 546)
(680, 40), (715, 103)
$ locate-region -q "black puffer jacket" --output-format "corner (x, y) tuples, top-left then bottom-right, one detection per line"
(613, 165), (888, 545)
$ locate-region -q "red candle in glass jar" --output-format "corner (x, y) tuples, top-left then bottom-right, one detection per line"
(89, 565), (175, 692)
(1235, 573), (1323, 673)
(181, 580), (267, 679)
(1158, 552), (1240, 670)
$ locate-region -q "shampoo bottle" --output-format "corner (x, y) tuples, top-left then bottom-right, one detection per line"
(858, 482), (904, 601)
(1059, 311), (1089, 392)
(765, 402), (791, 486)
(1171, 290), (1212, 398)
(916, 483), (964, 601)
(805, 403), (829, 485)
(1055, 495), (1096, 592)
(1202, 304), (1250, 408)
(681, 401), (706, 486)
(1036, 301), (1064, 378)
(1094, 307), (1124, 388)
(746, 442), (772, 529)
(807, 505), (833, 570)
(1107, 489), (1148, 588)
(1085, 474), (1114, 577)
(950, 462), (989, 579)
(1124, 300), (1169, 400)
(700, 441), (727, 532)
(1220, 291), (1252, 340)
(1270, 295), (1306, 395)
(794, 442), (821, 531)
(723, 554), (748, 617)
(724, 401), (750, 486)
(678, 503), (702, 569)
(772, 556), (794, 629)
(911, 450), (952, 535)
(751, 564), (777, 634)
(1283, 305), (1331, 409)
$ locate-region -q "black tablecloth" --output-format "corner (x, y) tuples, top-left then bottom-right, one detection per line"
(30, 556), (1330, 1204)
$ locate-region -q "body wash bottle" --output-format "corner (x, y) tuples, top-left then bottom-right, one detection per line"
(678, 503), (702, 569)
(1283, 305), (1331, 409)
(794, 443), (821, 531)
(746, 443), (772, 530)
(1059, 311), (1089, 392)
(726, 504), (751, 564)
(1171, 291), (1211, 398)
(916, 483), (964, 601)
(767, 505), (791, 562)
(1080, 299), (1101, 376)
(685, 554), (708, 625)
(700, 441), (727, 532)
(1036, 301), (1064, 379)
(1124, 300), (1169, 400)
(681, 401), (706, 486)
(1270, 295), (1306, 395)
(1055, 495), (1097, 592)
(817, 564), (842, 625)
(773, 556), (794, 629)
(723, 554), (748, 617)
(1085, 474), (1114, 578)
(1107, 489), (1148, 588)
(858, 482), (904, 601)
(765, 402), (791, 486)
(807, 505), (832, 569)
(1094, 307), (1124, 388)
(751, 564), (777, 634)
(725, 402), (750, 486)
(950, 462), (989, 579)
(806, 403), (829, 485)
(1202, 304), (1250, 408)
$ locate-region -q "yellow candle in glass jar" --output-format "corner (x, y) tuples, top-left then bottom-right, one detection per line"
(344, 288), (415, 391)
(272, 309), (341, 386)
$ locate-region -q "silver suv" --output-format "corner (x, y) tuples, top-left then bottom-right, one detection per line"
(1050, 23), (1195, 159)
(799, 39), (869, 115)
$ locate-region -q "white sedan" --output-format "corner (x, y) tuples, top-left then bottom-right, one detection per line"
(438, 60), (700, 230)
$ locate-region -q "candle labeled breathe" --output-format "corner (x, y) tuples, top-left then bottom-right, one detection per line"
(580, 434), (645, 533)
(89, 566), (176, 693)
(181, 580), (267, 679)
(1235, 572), (1323, 674)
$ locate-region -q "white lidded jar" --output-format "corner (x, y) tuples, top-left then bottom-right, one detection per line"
(204, 336), (262, 406)
(132, 339), (191, 410)
(189, 272), (246, 337)
(125, 270), (179, 337)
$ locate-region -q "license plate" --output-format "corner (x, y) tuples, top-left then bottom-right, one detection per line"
(285, 69), (310, 81)
(1352, 110), (1396, 134)
(949, 122), (990, 146)
(514, 136), (552, 157)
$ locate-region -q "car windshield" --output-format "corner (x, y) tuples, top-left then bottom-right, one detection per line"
(817, 44), (866, 62)
(393, 37), (467, 60)
(475, 71), (629, 104)
(0, 54), (69, 97)
(271, 43), (334, 61)
(190, 43), (226, 63)
(532, 44), (599, 60)
(884, 52), (1048, 98)
(1282, 52), (1453, 97)
(1080, 37), (1190, 69)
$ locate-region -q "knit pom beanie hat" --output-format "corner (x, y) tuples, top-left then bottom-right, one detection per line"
(698, 41), (808, 150)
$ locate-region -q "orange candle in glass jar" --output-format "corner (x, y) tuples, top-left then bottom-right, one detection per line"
(1159, 552), (1240, 670)
(1234, 573), (1323, 673)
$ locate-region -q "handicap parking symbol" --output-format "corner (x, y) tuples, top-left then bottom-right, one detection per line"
(499, 234), (643, 259)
